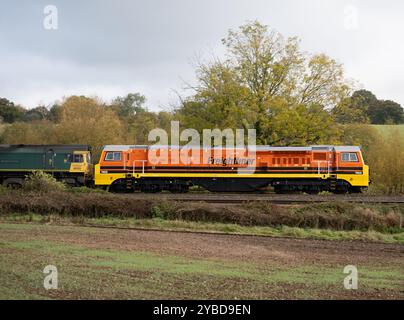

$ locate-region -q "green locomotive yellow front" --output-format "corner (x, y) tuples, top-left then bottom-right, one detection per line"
(0, 145), (92, 188)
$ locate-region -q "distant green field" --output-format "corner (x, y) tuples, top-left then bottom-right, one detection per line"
(372, 124), (404, 137)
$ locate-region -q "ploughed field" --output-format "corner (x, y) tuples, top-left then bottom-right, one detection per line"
(0, 223), (403, 299)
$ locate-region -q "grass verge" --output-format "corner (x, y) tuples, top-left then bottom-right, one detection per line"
(1, 213), (403, 244)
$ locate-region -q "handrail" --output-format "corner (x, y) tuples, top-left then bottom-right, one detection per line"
(132, 160), (147, 174)
(316, 161), (331, 175)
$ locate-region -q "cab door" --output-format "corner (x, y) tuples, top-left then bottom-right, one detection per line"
(123, 151), (130, 172)
(45, 149), (55, 170)
(329, 147), (337, 174)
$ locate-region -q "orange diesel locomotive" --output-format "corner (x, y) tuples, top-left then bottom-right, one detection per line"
(94, 145), (369, 193)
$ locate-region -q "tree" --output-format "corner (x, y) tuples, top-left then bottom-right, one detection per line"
(178, 21), (346, 145)
(261, 98), (341, 145)
(298, 54), (350, 108)
(340, 124), (404, 193)
(334, 90), (404, 125)
(222, 22), (350, 104)
(366, 129), (404, 193)
(124, 110), (174, 145)
(112, 93), (146, 118)
(0, 98), (25, 123)
(340, 124), (380, 154)
(156, 111), (175, 133)
(221, 21), (303, 138)
(55, 96), (125, 159)
(47, 104), (63, 122)
(0, 117), (5, 137)
(352, 90), (378, 108)
(368, 100), (404, 124)
(332, 96), (369, 124)
(222, 21), (303, 105)
(23, 106), (49, 122)
(0, 121), (56, 144)
(127, 112), (159, 145)
(178, 63), (256, 132)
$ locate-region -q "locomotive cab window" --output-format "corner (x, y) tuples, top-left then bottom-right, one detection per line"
(67, 154), (84, 163)
(72, 154), (84, 163)
(341, 153), (359, 162)
(105, 152), (122, 161)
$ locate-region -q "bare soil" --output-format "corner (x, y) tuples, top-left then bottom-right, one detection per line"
(3, 223), (403, 267)
(1, 224), (403, 299)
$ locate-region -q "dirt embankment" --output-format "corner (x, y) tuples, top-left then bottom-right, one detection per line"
(0, 191), (402, 232)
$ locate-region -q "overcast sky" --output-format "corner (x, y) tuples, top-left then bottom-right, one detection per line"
(0, 0), (403, 111)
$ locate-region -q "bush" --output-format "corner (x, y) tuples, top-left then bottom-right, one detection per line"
(0, 191), (402, 232)
(341, 124), (404, 194)
(292, 202), (403, 232)
(318, 191), (333, 196)
(0, 184), (9, 194)
(366, 130), (404, 194)
(151, 202), (179, 219)
(23, 171), (67, 193)
(0, 191), (154, 218)
(68, 186), (107, 194)
(364, 184), (389, 195)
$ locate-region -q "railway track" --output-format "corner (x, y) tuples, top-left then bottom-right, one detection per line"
(125, 193), (404, 204)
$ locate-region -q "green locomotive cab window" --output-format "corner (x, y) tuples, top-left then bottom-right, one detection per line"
(73, 154), (84, 163)
(342, 153), (359, 162)
(105, 152), (122, 161)
(67, 154), (84, 163)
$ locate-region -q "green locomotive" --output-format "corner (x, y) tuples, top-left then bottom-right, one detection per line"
(0, 145), (93, 188)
